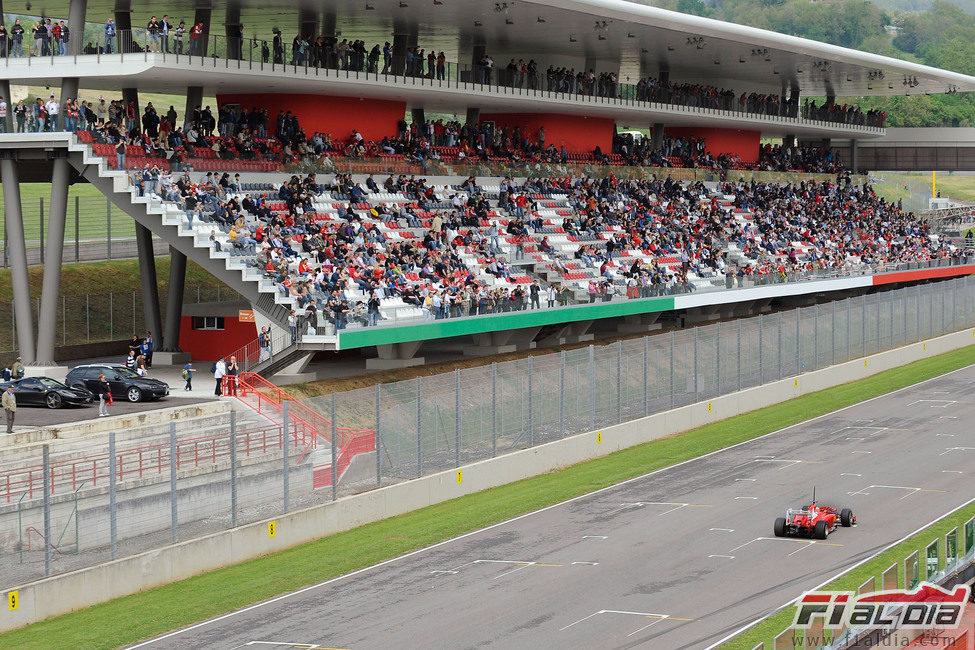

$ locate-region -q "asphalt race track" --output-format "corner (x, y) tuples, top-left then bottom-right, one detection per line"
(131, 365), (975, 650)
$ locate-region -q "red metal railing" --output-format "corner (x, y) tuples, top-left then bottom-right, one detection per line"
(312, 429), (377, 488)
(0, 423), (302, 504)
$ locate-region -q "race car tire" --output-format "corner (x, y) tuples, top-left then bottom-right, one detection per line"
(840, 508), (854, 527)
(774, 517), (786, 537)
(814, 521), (828, 540)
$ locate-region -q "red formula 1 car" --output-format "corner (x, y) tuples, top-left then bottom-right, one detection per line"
(773, 502), (856, 540)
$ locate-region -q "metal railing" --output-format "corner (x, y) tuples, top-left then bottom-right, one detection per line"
(0, 29), (884, 134)
(0, 277), (971, 590)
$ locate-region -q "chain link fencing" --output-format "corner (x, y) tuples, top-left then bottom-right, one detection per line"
(1, 277), (973, 590)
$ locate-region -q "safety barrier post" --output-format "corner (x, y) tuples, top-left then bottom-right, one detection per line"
(455, 370), (462, 464)
(170, 423), (178, 542)
(693, 327), (699, 402)
(416, 377), (423, 478)
(559, 352), (566, 436)
(109, 431), (117, 559)
(491, 364), (498, 456)
(282, 401), (289, 513)
(43, 445), (51, 577)
(669, 330), (675, 408)
(331, 394), (337, 501)
(230, 410), (237, 528)
(643, 337), (649, 416)
(589, 345), (596, 429)
(376, 384), (382, 487)
(527, 357), (534, 446)
(715, 321), (721, 395)
(616, 341), (623, 423)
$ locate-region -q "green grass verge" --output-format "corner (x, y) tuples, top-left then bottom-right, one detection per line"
(720, 500), (975, 650)
(3, 344), (974, 649)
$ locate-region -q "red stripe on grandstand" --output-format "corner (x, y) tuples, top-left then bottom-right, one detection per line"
(872, 264), (975, 286)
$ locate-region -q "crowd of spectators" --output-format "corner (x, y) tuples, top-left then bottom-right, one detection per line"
(0, 13), (886, 131)
(136, 154), (960, 332)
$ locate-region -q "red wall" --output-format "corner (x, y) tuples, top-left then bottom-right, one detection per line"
(216, 93), (406, 143)
(664, 127), (761, 164)
(479, 113), (615, 152)
(178, 316), (257, 362)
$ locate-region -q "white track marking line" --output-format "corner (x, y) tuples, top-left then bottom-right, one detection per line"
(943, 470), (964, 474)
(709, 554), (735, 559)
(559, 611), (602, 631)
(708, 493), (975, 650)
(735, 478), (757, 482)
(840, 473), (862, 477)
(936, 433), (957, 437)
(729, 538), (763, 553)
(851, 450), (872, 454)
(627, 618), (665, 637)
(941, 447), (975, 456)
(907, 399), (957, 408)
(582, 535), (608, 539)
(735, 496), (758, 500)
(571, 561), (598, 566)
(709, 528), (735, 532)
(129, 364), (975, 649)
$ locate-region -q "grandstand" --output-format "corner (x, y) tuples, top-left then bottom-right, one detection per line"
(2, 0), (975, 378)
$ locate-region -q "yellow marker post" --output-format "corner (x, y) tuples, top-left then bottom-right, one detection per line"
(456, 470), (463, 484)
(7, 590), (18, 611)
(707, 402), (712, 414)
(267, 521), (276, 538)
(794, 378), (799, 388)
(596, 431), (602, 444)
(864, 359), (868, 368)
(922, 342), (926, 351)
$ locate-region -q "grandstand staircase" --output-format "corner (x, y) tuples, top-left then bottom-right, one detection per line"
(60, 135), (334, 345)
(233, 372), (376, 488)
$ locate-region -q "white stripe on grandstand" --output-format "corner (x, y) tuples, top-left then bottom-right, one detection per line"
(127, 363), (974, 649)
(673, 276), (872, 310)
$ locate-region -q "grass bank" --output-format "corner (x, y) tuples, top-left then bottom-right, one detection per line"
(2, 344), (974, 649)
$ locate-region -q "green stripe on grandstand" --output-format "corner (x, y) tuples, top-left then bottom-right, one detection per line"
(337, 295), (676, 349)
(720, 499), (975, 649)
(2, 345), (974, 649)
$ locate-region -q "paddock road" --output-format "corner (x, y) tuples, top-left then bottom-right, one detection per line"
(130, 365), (975, 650)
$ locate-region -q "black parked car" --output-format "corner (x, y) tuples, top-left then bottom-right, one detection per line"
(65, 364), (170, 403)
(0, 377), (94, 409)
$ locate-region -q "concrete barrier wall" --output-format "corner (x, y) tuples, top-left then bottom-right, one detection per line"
(3, 327), (973, 632)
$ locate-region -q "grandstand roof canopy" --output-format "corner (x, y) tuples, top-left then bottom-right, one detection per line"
(13, 0), (975, 97)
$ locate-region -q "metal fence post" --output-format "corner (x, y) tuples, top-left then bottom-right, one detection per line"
(559, 351), (566, 437)
(588, 345), (595, 429)
(795, 307), (801, 374)
(669, 330), (675, 408)
(375, 384), (382, 487)
(331, 394), (337, 501)
(777, 312), (783, 379)
(862, 295), (867, 357)
(831, 301), (836, 366)
(915, 284), (921, 343)
(616, 341), (623, 423)
(282, 401), (290, 513)
(814, 304), (819, 371)
(527, 356), (534, 446)
(109, 431), (117, 559)
(693, 327), (699, 401)
(643, 337), (649, 416)
(491, 364), (497, 455)
(715, 321), (721, 395)
(417, 376), (423, 477)
(86, 294), (90, 342)
(230, 409), (237, 528)
(74, 195), (80, 262)
(890, 295), (896, 347)
(170, 422), (178, 542)
(106, 198), (112, 259)
(736, 319), (742, 391)
(43, 445), (51, 577)
(39, 197), (44, 262)
(455, 369), (462, 465)
(759, 314), (764, 384)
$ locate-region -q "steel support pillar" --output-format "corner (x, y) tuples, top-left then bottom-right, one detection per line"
(0, 79), (11, 133)
(850, 139), (859, 174)
(299, 8), (318, 39)
(162, 248), (186, 351)
(1, 158), (35, 362)
(67, 0), (88, 56)
(193, 4), (212, 56)
(35, 158), (71, 364)
(321, 12), (336, 38)
(224, 1), (242, 60)
(391, 27), (417, 75)
(411, 108), (426, 126)
(651, 123), (665, 151)
(114, 1), (132, 53)
(121, 87), (141, 135)
(135, 223), (163, 346)
(184, 86), (203, 130)
(465, 107), (481, 126)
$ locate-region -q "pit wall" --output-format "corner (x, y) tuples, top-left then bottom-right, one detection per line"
(3, 327), (974, 632)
